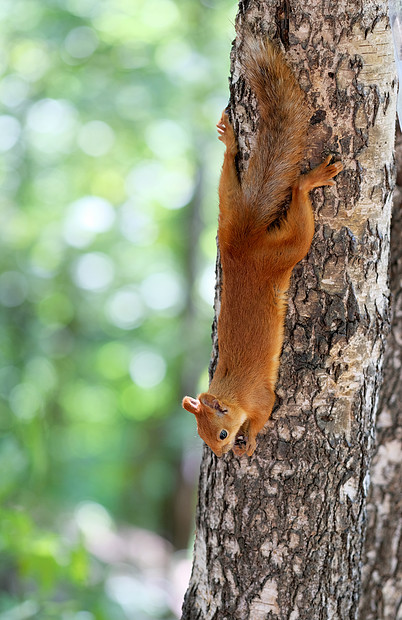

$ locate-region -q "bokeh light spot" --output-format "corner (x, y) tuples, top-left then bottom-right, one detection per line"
(126, 161), (194, 210)
(198, 263), (215, 306)
(119, 203), (158, 246)
(72, 252), (114, 291)
(27, 98), (77, 134)
(106, 287), (144, 329)
(140, 271), (184, 312)
(0, 74), (29, 108)
(64, 196), (115, 247)
(12, 41), (50, 82)
(129, 351), (166, 389)
(64, 26), (98, 59)
(0, 271), (27, 307)
(0, 115), (21, 151)
(26, 98), (77, 154)
(9, 382), (42, 420)
(75, 501), (113, 536)
(25, 357), (57, 394)
(78, 120), (115, 157)
(145, 120), (189, 159)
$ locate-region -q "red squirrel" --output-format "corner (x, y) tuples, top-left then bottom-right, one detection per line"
(182, 35), (343, 457)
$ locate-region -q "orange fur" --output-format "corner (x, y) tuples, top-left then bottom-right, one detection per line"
(182, 35), (343, 457)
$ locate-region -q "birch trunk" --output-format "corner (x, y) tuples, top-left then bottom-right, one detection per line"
(182, 1), (397, 618)
(359, 129), (402, 620)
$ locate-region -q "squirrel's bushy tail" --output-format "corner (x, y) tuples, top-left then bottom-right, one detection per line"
(240, 34), (309, 227)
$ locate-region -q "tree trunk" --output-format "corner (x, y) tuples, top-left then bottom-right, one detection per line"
(359, 128), (402, 620)
(182, 2), (397, 619)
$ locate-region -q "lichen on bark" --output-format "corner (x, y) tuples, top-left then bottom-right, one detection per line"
(359, 129), (402, 620)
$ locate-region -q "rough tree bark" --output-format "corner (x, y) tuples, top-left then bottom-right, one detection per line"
(359, 129), (402, 620)
(182, 1), (397, 619)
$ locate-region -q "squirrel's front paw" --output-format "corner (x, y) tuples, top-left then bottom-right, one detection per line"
(233, 431), (248, 457)
(232, 444), (247, 457)
(232, 422), (249, 457)
(233, 429), (257, 458)
(246, 438), (257, 457)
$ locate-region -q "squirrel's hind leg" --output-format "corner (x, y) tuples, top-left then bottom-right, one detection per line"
(300, 156), (343, 192)
(265, 184), (315, 268)
(217, 110), (237, 155)
(266, 157), (343, 269)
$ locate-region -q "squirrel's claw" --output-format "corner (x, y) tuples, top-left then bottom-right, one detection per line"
(246, 438), (257, 457)
(216, 110), (237, 153)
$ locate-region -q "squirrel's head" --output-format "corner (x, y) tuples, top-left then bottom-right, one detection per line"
(182, 392), (246, 457)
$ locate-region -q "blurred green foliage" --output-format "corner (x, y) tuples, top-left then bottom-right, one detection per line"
(0, 0), (236, 616)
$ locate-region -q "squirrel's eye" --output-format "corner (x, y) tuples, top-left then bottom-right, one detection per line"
(219, 429), (228, 440)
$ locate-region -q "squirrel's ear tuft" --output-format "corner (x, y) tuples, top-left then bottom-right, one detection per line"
(200, 393), (227, 415)
(182, 396), (200, 415)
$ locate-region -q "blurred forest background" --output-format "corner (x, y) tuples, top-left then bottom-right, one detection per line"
(0, 0), (236, 617)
